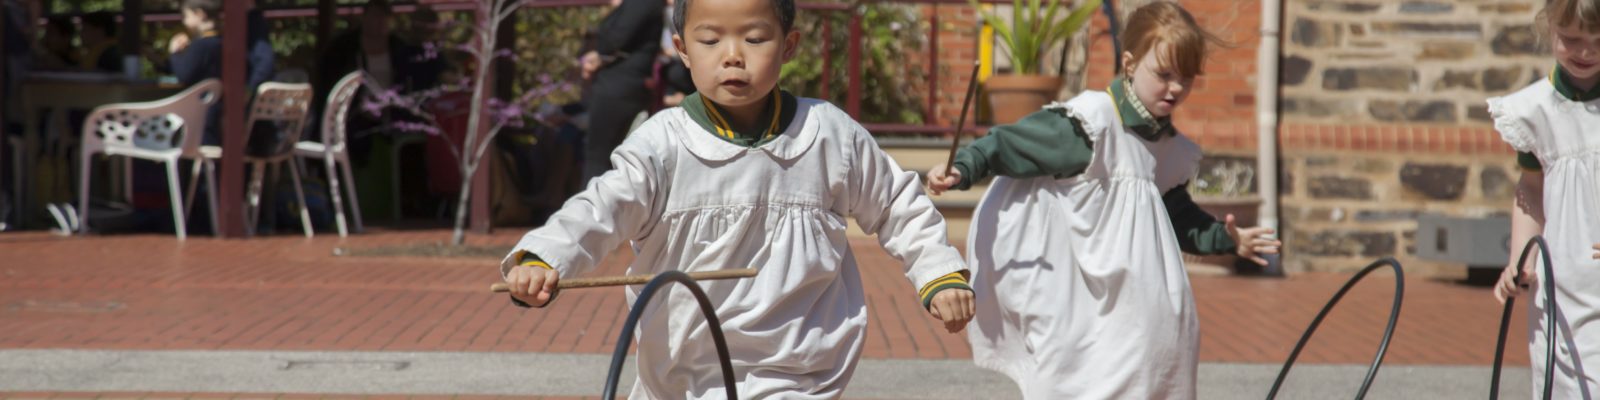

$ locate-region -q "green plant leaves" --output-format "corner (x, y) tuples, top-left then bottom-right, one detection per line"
(969, 0), (1100, 75)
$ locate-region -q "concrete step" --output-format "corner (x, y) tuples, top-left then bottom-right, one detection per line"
(863, 139), (986, 243)
(880, 139), (989, 209)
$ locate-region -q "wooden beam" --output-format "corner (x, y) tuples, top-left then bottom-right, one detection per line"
(1, 1), (7, 227)
(316, 0), (333, 56)
(218, 2), (249, 237)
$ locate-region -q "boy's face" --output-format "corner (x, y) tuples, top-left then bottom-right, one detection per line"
(673, 0), (799, 109)
(1554, 24), (1600, 84)
(1123, 42), (1192, 118)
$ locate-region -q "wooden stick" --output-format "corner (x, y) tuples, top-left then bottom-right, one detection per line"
(945, 60), (984, 176)
(490, 268), (760, 292)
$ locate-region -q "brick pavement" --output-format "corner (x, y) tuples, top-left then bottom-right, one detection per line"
(0, 228), (1534, 389)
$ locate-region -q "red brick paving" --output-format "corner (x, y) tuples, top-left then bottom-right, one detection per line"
(1, 228), (1530, 367)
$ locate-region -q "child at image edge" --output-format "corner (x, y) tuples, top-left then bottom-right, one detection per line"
(926, 2), (1282, 398)
(1492, 0), (1600, 397)
(499, 0), (978, 396)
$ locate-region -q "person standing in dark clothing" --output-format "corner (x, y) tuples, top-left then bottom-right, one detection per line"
(579, 0), (663, 183)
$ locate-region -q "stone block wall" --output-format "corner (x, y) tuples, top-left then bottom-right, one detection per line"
(1274, 0), (1541, 275)
(1277, 151), (1519, 277)
(1282, 0), (1547, 126)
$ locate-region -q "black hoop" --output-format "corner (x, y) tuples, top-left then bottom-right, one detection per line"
(602, 270), (738, 399)
(1267, 257), (1405, 400)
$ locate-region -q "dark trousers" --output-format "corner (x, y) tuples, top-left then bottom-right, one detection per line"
(582, 76), (650, 184)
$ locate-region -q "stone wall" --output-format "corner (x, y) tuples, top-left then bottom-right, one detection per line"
(1282, 0), (1547, 126)
(1277, 151), (1519, 277)
(1274, 0), (1541, 276)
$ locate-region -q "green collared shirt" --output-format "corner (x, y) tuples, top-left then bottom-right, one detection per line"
(1519, 65), (1600, 171)
(1110, 77), (1177, 141)
(679, 90), (799, 148)
(948, 76), (1236, 255)
(1551, 64), (1600, 102)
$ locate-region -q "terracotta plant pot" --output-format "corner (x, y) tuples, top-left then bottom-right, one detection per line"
(985, 74), (1063, 124)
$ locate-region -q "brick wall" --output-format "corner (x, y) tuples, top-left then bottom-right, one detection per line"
(925, 0), (1262, 138)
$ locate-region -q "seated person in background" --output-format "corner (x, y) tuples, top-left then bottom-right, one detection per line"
(33, 15), (78, 71)
(165, 0), (222, 86)
(148, 0), (224, 147)
(246, 7), (276, 94)
(78, 12), (122, 73)
(315, 0), (442, 162)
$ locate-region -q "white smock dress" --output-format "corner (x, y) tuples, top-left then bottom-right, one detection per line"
(1490, 78), (1600, 399)
(966, 90), (1204, 399)
(501, 99), (967, 399)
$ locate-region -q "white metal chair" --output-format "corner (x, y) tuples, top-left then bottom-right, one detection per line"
(294, 71), (366, 237)
(76, 79), (221, 240)
(201, 82), (316, 238)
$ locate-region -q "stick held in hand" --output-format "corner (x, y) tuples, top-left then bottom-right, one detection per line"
(491, 268), (760, 292)
(945, 61), (983, 176)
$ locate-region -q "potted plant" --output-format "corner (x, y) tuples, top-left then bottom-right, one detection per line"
(970, 0), (1100, 123)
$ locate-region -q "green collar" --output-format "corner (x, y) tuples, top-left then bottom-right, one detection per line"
(681, 90), (799, 148)
(1109, 77), (1175, 141)
(1550, 65), (1600, 102)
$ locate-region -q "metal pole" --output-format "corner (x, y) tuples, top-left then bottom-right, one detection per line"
(1256, 0), (1282, 244)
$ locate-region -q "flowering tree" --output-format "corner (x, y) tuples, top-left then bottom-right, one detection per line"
(365, 0), (571, 245)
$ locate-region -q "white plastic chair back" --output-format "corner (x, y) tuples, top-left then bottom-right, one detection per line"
(80, 79), (221, 157)
(247, 82), (314, 158)
(321, 72), (366, 152)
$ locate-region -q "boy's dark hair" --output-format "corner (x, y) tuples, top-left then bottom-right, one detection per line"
(672, 0), (794, 36)
(181, 0), (222, 19)
(83, 12), (117, 37)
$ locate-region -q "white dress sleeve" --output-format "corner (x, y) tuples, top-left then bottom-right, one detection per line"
(1487, 95), (1537, 153)
(1045, 97), (1109, 144)
(841, 120), (967, 290)
(499, 125), (667, 279)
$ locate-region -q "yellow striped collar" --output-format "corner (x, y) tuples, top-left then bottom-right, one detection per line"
(699, 92), (783, 141)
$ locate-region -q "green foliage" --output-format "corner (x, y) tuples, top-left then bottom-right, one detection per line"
(780, 4), (927, 125)
(51, 1), (918, 123)
(508, 7), (603, 106)
(969, 0), (1098, 75)
(46, 0), (121, 13)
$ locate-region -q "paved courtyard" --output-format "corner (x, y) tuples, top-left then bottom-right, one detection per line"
(0, 229), (1539, 398)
